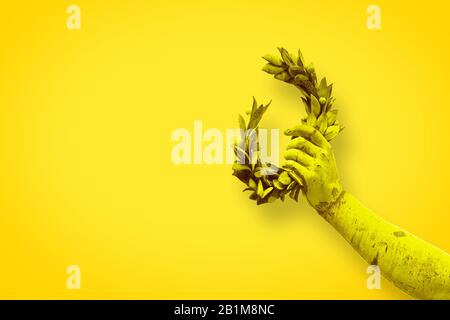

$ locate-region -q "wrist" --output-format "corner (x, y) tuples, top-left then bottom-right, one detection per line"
(315, 185), (346, 222)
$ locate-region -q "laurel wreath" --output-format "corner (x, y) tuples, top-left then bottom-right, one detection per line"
(232, 47), (343, 205)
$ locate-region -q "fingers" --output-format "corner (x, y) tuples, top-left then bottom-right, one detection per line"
(284, 160), (311, 180)
(287, 136), (321, 157)
(284, 124), (330, 149)
(284, 149), (314, 167)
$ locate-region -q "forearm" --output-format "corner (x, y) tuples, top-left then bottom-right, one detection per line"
(320, 191), (450, 300)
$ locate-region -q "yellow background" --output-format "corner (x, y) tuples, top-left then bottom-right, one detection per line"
(0, 0), (449, 299)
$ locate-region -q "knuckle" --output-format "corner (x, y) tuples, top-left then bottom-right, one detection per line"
(294, 136), (305, 144)
(310, 128), (318, 137)
(318, 149), (327, 159)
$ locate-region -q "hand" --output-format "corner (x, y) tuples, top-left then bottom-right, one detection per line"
(283, 124), (344, 213)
